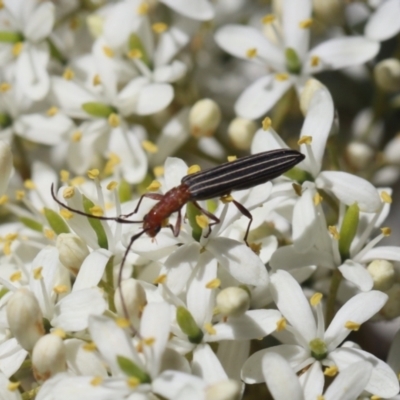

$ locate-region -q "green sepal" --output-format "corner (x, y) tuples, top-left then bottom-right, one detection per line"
(0, 113), (12, 129)
(47, 38), (66, 64)
(118, 179), (132, 203)
(0, 287), (9, 299)
(285, 47), (301, 75)
(186, 202), (202, 242)
(44, 208), (70, 235)
(206, 199), (218, 214)
(0, 31), (24, 43)
(339, 203), (359, 261)
(284, 167), (312, 184)
(128, 34), (151, 67)
(19, 217), (43, 232)
(176, 306), (204, 344)
(82, 196), (108, 249)
(82, 102), (116, 118)
(117, 356), (152, 383)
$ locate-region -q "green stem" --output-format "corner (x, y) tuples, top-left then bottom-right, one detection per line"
(325, 269), (342, 326)
(105, 256), (116, 312)
(13, 135), (31, 181)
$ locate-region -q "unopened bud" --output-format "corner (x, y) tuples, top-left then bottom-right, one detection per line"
(374, 59), (400, 93)
(299, 79), (325, 116)
(384, 134), (400, 164)
(189, 99), (221, 138)
(312, 0), (343, 26)
(381, 283), (400, 320)
(367, 260), (395, 292)
(0, 141), (13, 196)
(346, 142), (374, 170)
(228, 118), (257, 150)
(56, 233), (89, 275)
(216, 287), (250, 318)
(6, 288), (44, 351)
(32, 333), (67, 381)
(206, 379), (241, 400)
(114, 278), (147, 325)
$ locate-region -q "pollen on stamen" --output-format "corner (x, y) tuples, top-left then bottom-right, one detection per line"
(33, 267), (43, 280)
(153, 165), (164, 177)
(0, 195), (8, 205)
(46, 106), (58, 117)
(128, 49), (143, 59)
(116, 317), (130, 328)
(246, 48), (258, 59)
(63, 68), (75, 80)
(206, 278), (221, 289)
(381, 227), (391, 236)
(10, 271), (22, 282)
(220, 194), (233, 204)
(137, 2), (149, 15)
(90, 376), (103, 386)
(262, 14), (275, 24)
(44, 229), (55, 240)
(275, 72), (289, 81)
(70, 176), (86, 186)
(310, 292), (323, 306)
(60, 170), (70, 183)
(293, 183), (302, 197)
(71, 130), (82, 142)
(298, 135), (312, 145)
(204, 322), (216, 335)
(310, 55), (320, 67)
(187, 164), (201, 174)
(227, 155), (237, 162)
(12, 42), (23, 57)
(87, 169), (100, 180)
(127, 377), (140, 388)
(345, 321), (360, 331)
(7, 381), (20, 391)
(24, 179), (36, 190)
(52, 328), (66, 338)
(314, 192), (323, 205)
(143, 337), (156, 346)
(147, 180), (161, 192)
(107, 181), (118, 191)
(299, 18), (313, 29)
(108, 113), (120, 128)
(250, 242), (262, 255)
(154, 274), (167, 284)
(60, 209), (74, 220)
(0, 82), (11, 92)
(371, 395), (381, 400)
(152, 22), (168, 34)
(93, 74), (101, 86)
(89, 205), (104, 217)
(63, 186), (75, 199)
(328, 225), (340, 240)
(102, 46), (114, 58)
(53, 284), (68, 294)
(196, 215), (209, 229)
(324, 365), (338, 377)
(15, 190), (25, 201)
(276, 318), (287, 331)
(381, 191), (392, 204)
(142, 140), (158, 153)
(83, 341), (97, 351)
(262, 117), (272, 130)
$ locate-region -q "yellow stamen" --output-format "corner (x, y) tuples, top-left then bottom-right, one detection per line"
(227, 155), (237, 162)
(70, 176), (85, 186)
(102, 46), (114, 58)
(60, 209), (74, 220)
(63, 186), (75, 199)
(324, 365), (338, 376)
(142, 140), (158, 153)
(196, 215), (209, 229)
(154, 274), (167, 284)
(128, 49), (142, 59)
(292, 183), (302, 196)
(246, 48), (257, 58)
(152, 22), (168, 33)
(328, 226), (340, 240)
(250, 242), (262, 255)
(83, 342), (97, 351)
(204, 322), (216, 335)
(10, 271), (22, 282)
(127, 377), (140, 388)
(93, 74), (101, 86)
(153, 166), (164, 177)
(15, 190), (25, 201)
(52, 328), (66, 338)
(33, 267), (43, 280)
(220, 194), (233, 204)
(116, 317), (130, 328)
(298, 135), (312, 145)
(24, 179), (36, 190)
(262, 117), (272, 130)
(71, 130), (82, 142)
(313, 193), (323, 205)
(47, 106), (58, 117)
(90, 376), (103, 386)
(0, 194), (8, 205)
(0, 82), (11, 92)
(381, 227), (391, 236)
(381, 191), (392, 204)
(12, 42), (23, 57)
(7, 381), (20, 391)
(137, 2), (149, 15)
(299, 18), (313, 29)
(89, 205), (104, 217)
(146, 180), (161, 192)
(310, 55), (320, 67)
(262, 14), (275, 24)
(276, 318), (287, 331)
(107, 181), (118, 191)
(63, 68), (74, 80)
(44, 229), (55, 240)
(53, 284), (68, 294)
(310, 292), (323, 306)
(108, 113), (120, 128)
(345, 321), (361, 331)
(143, 337), (155, 346)
(187, 165), (201, 175)
(60, 170), (70, 183)
(206, 278), (221, 289)
(87, 169), (100, 180)
(275, 72), (289, 81)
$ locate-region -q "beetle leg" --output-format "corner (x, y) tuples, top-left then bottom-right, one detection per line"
(122, 193), (164, 218)
(191, 201), (220, 238)
(231, 199), (252, 246)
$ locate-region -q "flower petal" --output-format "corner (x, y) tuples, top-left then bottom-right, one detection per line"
(160, 0), (214, 21)
(365, 0), (400, 41)
(338, 260), (373, 292)
(359, 246), (400, 263)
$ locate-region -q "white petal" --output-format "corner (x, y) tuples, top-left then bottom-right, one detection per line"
(324, 291), (388, 350)
(217, 340), (249, 381)
(159, 0), (214, 21)
(300, 361), (324, 400)
(192, 344), (228, 384)
(0, 370), (22, 400)
(52, 288), (107, 331)
(365, 0), (400, 41)
(359, 246), (400, 263)
(207, 237), (269, 286)
(24, 2), (54, 42)
(315, 171), (381, 212)
(235, 75), (293, 119)
(251, 127), (288, 153)
(153, 60), (187, 83)
(338, 260), (373, 292)
(0, 338), (27, 378)
(262, 353), (304, 400)
(270, 270), (317, 342)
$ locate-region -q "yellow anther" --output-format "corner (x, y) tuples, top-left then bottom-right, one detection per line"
(90, 376), (103, 386)
(83, 342), (97, 351)
(275, 72), (289, 81)
(381, 227), (391, 236)
(146, 180), (161, 192)
(143, 337), (155, 346)
(33, 267), (43, 280)
(62, 68), (75, 80)
(71, 130), (82, 142)
(3, 241), (11, 255)
(313, 192), (323, 205)
(161, 218), (169, 228)
(108, 153), (121, 165)
(196, 215), (209, 229)
(371, 396), (381, 400)
(70, 176), (85, 186)
(142, 140), (158, 153)
(15, 190), (25, 201)
(316, 396), (324, 400)
(44, 229), (55, 240)
(87, 169), (100, 180)
(276, 318), (287, 331)
(63, 186), (75, 199)
(60, 209), (73, 219)
(7, 381), (20, 391)
(127, 377), (140, 388)
(220, 194), (233, 204)
(52, 328), (66, 338)
(137, 2), (149, 15)
(12, 42), (23, 57)
(93, 74), (101, 86)
(0, 194), (8, 205)
(107, 181), (118, 191)
(227, 155), (237, 162)
(154, 274), (167, 284)
(89, 205), (104, 217)
(60, 170), (70, 183)
(310, 292), (323, 306)
(328, 225), (340, 240)
(128, 49), (143, 59)
(298, 135), (312, 145)
(262, 14), (275, 24)
(116, 317), (130, 328)
(262, 117), (272, 130)
(324, 365), (338, 377)
(0, 82), (11, 92)
(24, 179), (36, 190)
(152, 22), (168, 33)
(53, 284), (68, 294)
(381, 191), (392, 204)
(46, 106), (58, 117)
(310, 55), (320, 67)
(108, 113), (120, 128)
(102, 46), (114, 58)
(293, 183), (302, 196)
(5, 233), (18, 241)
(206, 278), (221, 289)
(246, 48), (258, 58)
(250, 242), (262, 255)
(187, 164), (201, 175)
(299, 18), (313, 29)
(153, 166), (164, 177)
(345, 321), (360, 331)
(10, 271), (22, 282)
(204, 322), (216, 335)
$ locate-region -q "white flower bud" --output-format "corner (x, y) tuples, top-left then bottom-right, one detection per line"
(56, 233), (89, 275)
(312, 0), (344, 26)
(0, 141), (13, 196)
(381, 283), (400, 320)
(374, 59), (400, 93)
(384, 134), (400, 164)
(367, 260), (395, 292)
(114, 278), (147, 324)
(299, 79), (325, 116)
(6, 288), (44, 351)
(216, 287), (250, 318)
(228, 118), (257, 150)
(32, 333), (67, 381)
(189, 99), (221, 138)
(206, 379), (241, 400)
(346, 142), (374, 170)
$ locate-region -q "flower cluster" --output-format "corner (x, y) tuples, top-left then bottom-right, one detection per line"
(0, 0), (399, 399)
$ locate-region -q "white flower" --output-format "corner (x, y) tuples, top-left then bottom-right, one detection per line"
(159, 0), (215, 21)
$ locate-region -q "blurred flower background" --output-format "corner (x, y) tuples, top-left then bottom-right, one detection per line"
(0, 0), (400, 399)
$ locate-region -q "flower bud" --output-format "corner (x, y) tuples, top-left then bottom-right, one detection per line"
(0, 141), (13, 196)
(32, 333), (67, 381)
(6, 288), (44, 351)
(228, 118), (257, 150)
(367, 260), (395, 292)
(206, 379), (241, 400)
(346, 142), (374, 170)
(114, 278), (147, 325)
(189, 99), (221, 138)
(56, 233), (89, 275)
(299, 79), (325, 116)
(381, 283), (400, 320)
(384, 134), (400, 164)
(374, 59), (400, 93)
(176, 306), (203, 344)
(216, 287), (250, 318)
(312, 0), (343, 26)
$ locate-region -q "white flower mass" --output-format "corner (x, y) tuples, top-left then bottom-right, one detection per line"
(0, 0), (399, 399)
